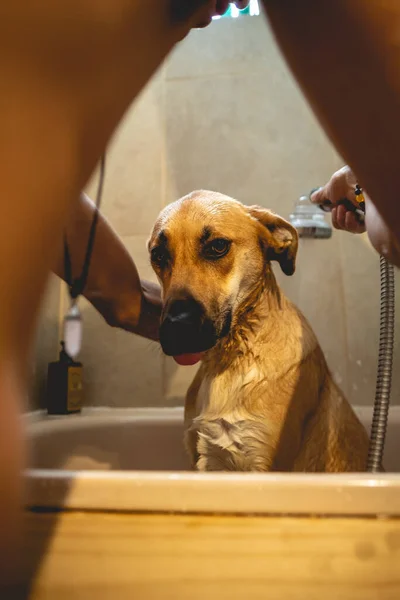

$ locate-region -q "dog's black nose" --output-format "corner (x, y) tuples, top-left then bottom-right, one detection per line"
(166, 298), (202, 325)
(160, 297), (216, 356)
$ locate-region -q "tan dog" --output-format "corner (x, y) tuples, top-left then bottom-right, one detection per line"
(149, 190), (369, 472)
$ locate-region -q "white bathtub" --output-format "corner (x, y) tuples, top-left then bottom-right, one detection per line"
(25, 406), (400, 516)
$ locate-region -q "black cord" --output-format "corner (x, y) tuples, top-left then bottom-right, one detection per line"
(64, 154), (106, 300)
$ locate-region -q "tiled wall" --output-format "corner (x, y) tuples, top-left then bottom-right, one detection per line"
(30, 276), (61, 410)
(31, 15), (400, 409)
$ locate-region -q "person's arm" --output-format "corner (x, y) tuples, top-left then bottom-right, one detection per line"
(54, 193), (161, 341)
(0, 0), (221, 580)
(262, 0), (400, 239)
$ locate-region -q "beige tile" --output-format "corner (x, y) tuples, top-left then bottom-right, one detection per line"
(167, 15), (274, 80)
(86, 75), (164, 237)
(30, 275), (61, 409)
(123, 235), (158, 283)
(80, 299), (163, 408)
(340, 231), (400, 406)
(289, 238), (349, 397)
(164, 71), (342, 215)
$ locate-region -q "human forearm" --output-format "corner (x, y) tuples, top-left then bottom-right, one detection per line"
(263, 0), (400, 237)
(54, 194), (161, 341)
(0, 0), (218, 361)
(0, 0), (219, 576)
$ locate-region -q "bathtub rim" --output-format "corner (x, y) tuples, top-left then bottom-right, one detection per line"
(24, 406), (400, 517)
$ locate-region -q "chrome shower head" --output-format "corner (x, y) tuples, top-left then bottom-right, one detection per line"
(289, 193), (332, 239)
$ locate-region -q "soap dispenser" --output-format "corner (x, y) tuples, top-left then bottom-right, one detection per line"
(46, 342), (83, 415)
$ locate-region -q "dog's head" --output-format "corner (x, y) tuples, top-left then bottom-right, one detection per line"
(148, 190), (298, 365)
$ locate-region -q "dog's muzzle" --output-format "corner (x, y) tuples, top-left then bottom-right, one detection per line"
(160, 296), (218, 357)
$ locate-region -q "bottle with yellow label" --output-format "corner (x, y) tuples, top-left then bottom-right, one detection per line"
(46, 342), (83, 415)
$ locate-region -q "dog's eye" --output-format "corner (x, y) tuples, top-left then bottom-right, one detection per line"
(204, 239), (231, 260)
(151, 246), (169, 267)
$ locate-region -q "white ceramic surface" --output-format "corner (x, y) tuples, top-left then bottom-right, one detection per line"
(24, 407), (400, 516)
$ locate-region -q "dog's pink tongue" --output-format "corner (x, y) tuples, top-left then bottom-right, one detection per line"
(173, 353), (204, 366)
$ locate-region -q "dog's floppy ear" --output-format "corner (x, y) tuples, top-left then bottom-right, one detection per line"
(248, 206), (298, 276)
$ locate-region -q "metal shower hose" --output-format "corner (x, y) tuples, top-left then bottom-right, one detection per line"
(367, 256), (395, 472)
